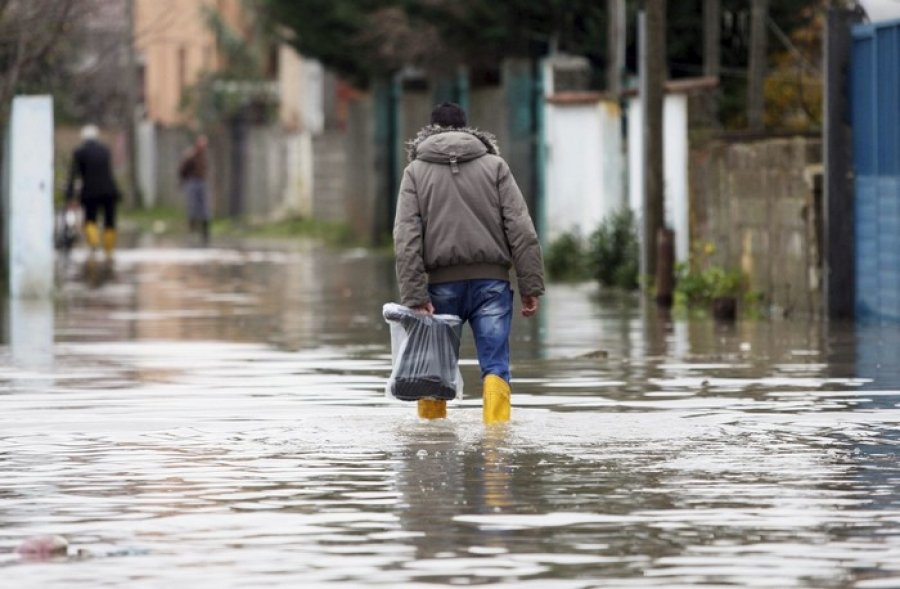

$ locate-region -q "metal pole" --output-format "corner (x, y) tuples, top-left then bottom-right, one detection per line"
(533, 58), (546, 243)
(748, 0), (769, 130)
(823, 8), (859, 319)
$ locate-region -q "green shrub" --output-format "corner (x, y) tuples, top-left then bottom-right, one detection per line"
(545, 209), (639, 290)
(545, 232), (591, 281)
(674, 242), (748, 309)
(589, 208), (640, 290)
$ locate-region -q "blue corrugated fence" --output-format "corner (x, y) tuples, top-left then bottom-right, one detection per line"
(852, 19), (900, 320)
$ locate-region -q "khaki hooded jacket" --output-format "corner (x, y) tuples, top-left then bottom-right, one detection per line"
(393, 126), (545, 308)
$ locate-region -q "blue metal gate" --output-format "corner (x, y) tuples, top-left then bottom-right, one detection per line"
(852, 20), (900, 321)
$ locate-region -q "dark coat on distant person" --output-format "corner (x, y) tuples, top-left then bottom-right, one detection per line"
(178, 148), (207, 181)
(65, 139), (120, 203)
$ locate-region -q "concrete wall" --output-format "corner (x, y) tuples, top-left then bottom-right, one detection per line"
(690, 136), (823, 316)
(311, 131), (347, 223)
(279, 50), (324, 135)
(628, 94), (691, 263)
(468, 87), (506, 146)
(398, 89), (432, 182)
(501, 60), (538, 215)
(141, 124), (313, 222)
(151, 126), (194, 211)
(344, 95), (381, 242)
(545, 98), (624, 241)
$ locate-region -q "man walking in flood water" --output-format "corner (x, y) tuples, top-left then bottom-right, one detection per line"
(393, 102), (544, 423)
(65, 125), (121, 257)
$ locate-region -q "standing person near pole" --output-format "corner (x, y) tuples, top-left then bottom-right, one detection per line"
(393, 102), (545, 423)
(179, 134), (210, 244)
(65, 125), (121, 257)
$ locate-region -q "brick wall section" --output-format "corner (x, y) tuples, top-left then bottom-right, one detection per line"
(689, 136), (823, 316)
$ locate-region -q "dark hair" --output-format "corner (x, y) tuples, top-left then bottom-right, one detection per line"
(430, 102), (467, 128)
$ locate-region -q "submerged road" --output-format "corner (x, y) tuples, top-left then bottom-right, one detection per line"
(2, 237), (900, 588)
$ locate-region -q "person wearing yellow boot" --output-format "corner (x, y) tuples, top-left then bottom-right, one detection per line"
(65, 125), (121, 257)
(394, 103), (544, 423)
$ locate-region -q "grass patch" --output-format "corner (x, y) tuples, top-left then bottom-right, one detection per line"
(119, 206), (185, 234)
(119, 207), (358, 247)
(211, 216), (357, 246)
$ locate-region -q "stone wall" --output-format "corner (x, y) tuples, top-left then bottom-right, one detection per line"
(311, 131), (347, 224)
(689, 136), (823, 316)
(143, 125), (314, 222)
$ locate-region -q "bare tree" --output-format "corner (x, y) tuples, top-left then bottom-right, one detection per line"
(0, 0), (85, 122)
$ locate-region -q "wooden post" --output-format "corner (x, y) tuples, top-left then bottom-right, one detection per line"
(748, 0), (769, 130)
(656, 227), (675, 307)
(642, 1), (666, 278)
(607, 0), (625, 97)
(703, 0), (721, 78)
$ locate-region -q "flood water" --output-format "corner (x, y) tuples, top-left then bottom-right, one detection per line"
(3, 237), (900, 588)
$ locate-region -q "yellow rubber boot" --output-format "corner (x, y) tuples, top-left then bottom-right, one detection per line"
(417, 399), (447, 419)
(483, 374), (511, 424)
(102, 228), (117, 255)
(84, 222), (100, 249)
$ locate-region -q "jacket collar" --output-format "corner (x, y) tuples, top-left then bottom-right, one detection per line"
(406, 125), (500, 163)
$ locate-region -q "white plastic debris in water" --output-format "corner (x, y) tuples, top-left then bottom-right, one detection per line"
(740, 342), (752, 352)
(17, 535), (68, 559)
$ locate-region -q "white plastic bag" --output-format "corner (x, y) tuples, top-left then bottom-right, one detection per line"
(383, 303), (464, 402)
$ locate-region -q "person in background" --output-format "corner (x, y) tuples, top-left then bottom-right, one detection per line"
(65, 124), (120, 256)
(393, 102), (545, 423)
(179, 134), (210, 244)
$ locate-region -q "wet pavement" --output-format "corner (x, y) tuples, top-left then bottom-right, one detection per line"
(2, 237), (900, 588)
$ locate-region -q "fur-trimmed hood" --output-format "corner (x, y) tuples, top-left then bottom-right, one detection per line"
(406, 125), (500, 167)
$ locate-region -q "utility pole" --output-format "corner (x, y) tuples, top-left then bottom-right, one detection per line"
(823, 8), (861, 319)
(607, 0), (626, 97)
(641, 0), (666, 280)
(125, 0), (143, 207)
(703, 0), (721, 78)
(748, 0), (768, 131)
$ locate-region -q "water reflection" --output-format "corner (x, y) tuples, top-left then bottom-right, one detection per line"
(81, 257), (115, 290)
(1, 239), (899, 587)
(6, 297), (54, 372)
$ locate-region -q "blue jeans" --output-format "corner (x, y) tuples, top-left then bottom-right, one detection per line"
(428, 279), (513, 382)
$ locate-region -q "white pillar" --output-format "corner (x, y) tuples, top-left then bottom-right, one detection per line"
(3, 96), (54, 299)
(628, 94), (690, 264)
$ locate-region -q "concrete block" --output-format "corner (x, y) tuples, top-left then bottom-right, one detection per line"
(8, 298), (53, 370)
